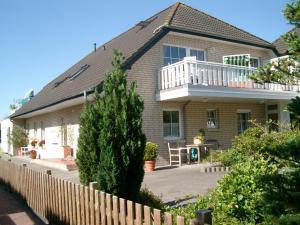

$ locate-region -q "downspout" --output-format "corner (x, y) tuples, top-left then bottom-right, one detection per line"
(182, 100), (191, 141)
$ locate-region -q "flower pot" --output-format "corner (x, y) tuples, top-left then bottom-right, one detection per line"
(193, 137), (204, 145)
(63, 146), (73, 158)
(144, 160), (156, 172)
(30, 150), (37, 159)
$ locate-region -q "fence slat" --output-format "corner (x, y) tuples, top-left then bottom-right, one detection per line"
(68, 181), (73, 225)
(127, 201), (134, 225)
(144, 206), (151, 225)
(106, 194), (112, 225)
(177, 216), (185, 225)
(80, 185), (85, 225)
(113, 196), (119, 225)
(135, 203), (142, 225)
(90, 185), (95, 225)
(101, 192), (106, 225)
(164, 212), (173, 225)
(119, 198), (126, 225)
(154, 209), (162, 225)
(75, 184), (81, 225)
(95, 190), (100, 225)
(85, 186), (90, 225)
(71, 183), (76, 225)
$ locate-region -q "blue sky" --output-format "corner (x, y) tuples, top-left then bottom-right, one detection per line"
(0, 0), (293, 119)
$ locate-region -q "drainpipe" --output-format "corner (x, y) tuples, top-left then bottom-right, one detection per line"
(83, 90), (87, 102)
(182, 100), (191, 141)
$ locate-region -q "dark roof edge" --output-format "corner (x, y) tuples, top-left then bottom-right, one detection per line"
(124, 28), (169, 69)
(10, 90), (94, 119)
(167, 26), (280, 56)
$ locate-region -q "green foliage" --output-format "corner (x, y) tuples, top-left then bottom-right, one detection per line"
(251, 0), (300, 84)
(201, 150), (227, 164)
(76, 96), (102, 186)
(144, 142), (158, 161)
(96, 50), (146, 201)
(169, 123), (300, 224)
(138, 188), (164, 211)
(11, 125), (28, 148)
(286, 96), (300, 129)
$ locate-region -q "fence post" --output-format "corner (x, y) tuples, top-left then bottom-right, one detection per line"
(89, 182), (98, 190)
(46, 170), (52, 175)
(193, 209), (212, 225)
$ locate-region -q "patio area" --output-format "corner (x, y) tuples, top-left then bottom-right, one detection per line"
(4, 156), (225, 204)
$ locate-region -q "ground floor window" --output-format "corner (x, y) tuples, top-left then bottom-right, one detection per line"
(207, 109), (218, 128)
(163, 110), (180, 138)
(237, 112), (251, 134)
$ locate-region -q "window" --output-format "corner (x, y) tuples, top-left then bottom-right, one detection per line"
(237, 112), (251, 134)
(190, 49), (205, 61)
(163, 110), (180, 138)
(163, 45), (186, 65)
(250, 57), (260, 68)
(207, 110), (218, 128)
(68, 64), (90, 81)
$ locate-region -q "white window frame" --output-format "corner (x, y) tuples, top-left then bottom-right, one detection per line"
(207, 109), (219, 129)
(237, 109), (251, 134)
(163, 43), (207, 66)
(163, 108), (183, 140)
(250, 57), (260, 68)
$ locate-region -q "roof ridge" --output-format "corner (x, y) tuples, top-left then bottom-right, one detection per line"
(165, 2), (181, 26)
(176, 2), (272, 45)
(272, 26), (297, 43)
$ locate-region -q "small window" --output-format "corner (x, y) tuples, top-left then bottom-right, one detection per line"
(207, 110), (218, 128)
(190, 49), (205, 61)
(69, 64), (90, 81)
(163, 45), (186, 66)
(163, 110), (180, 138)
(250, 57), (260, 68)
(237, 112), (251, 134)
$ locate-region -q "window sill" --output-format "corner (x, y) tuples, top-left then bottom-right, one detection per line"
(164, 137), (183, 142)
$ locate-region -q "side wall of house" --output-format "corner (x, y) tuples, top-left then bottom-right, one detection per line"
(0, 118), (13, 155)
(25, 104), (83, 158)
(127, 33), (270, 165)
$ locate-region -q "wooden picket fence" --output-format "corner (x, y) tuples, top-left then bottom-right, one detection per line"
(0, 159), (189, 225)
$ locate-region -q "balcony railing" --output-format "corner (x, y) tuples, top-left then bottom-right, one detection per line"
(158, 58), (300, 92)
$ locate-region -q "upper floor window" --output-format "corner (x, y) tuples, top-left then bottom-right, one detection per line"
(163, 46), (186, 65)
(250, 57), (260, 68)
(163, 45), (206, 66)
(190, 49), (205, 61)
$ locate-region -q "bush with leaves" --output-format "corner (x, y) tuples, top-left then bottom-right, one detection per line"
(76, 94), (102, 185)
(11, 125), (28, 149)
(144, 142), (158, 161)
(96, 50), (146, 201)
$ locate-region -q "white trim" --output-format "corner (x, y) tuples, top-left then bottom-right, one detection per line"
(162, 108), (183, 140)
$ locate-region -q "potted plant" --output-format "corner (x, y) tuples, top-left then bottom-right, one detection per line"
(31, 139), (37, 148)
(193, 129), (206, 144)
(38, 140), (45, 148)
(30, 149), (37, 159)
(144, 141), (158, 172)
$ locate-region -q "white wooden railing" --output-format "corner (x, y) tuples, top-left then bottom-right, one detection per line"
(158, 58), (300, 92)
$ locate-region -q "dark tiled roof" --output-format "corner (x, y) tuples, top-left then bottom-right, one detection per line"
(273, 27), (300, 55)
(11, 2), (275, 118)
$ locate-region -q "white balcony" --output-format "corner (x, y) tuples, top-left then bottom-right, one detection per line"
(157, 58), (300, 101)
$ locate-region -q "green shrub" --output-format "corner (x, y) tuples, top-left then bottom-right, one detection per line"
(201, 150), (227, 164)
(11, 125), (28, 148)
(144, 142), (158, 161)
(138, 187), (164, 211)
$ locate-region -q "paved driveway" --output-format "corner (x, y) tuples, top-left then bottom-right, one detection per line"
(6, 157), (225, 203)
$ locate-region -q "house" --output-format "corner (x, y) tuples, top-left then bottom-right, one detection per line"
(0, 117), (13, 155)
(10, 2), (299, 165)
(272, 27), (300, 56)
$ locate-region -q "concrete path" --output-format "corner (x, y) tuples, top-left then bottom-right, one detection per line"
(0, 185), (45, 225)
(5, 156), (225, 203)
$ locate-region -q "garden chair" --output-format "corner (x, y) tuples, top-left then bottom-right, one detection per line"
(168, 141), (188, 166)
(20, 147), (30, 156)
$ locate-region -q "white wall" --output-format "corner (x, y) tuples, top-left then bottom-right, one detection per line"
(0, 118), (13, 155)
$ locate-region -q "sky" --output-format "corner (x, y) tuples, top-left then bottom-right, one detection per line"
(0, 0), (294, 119)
